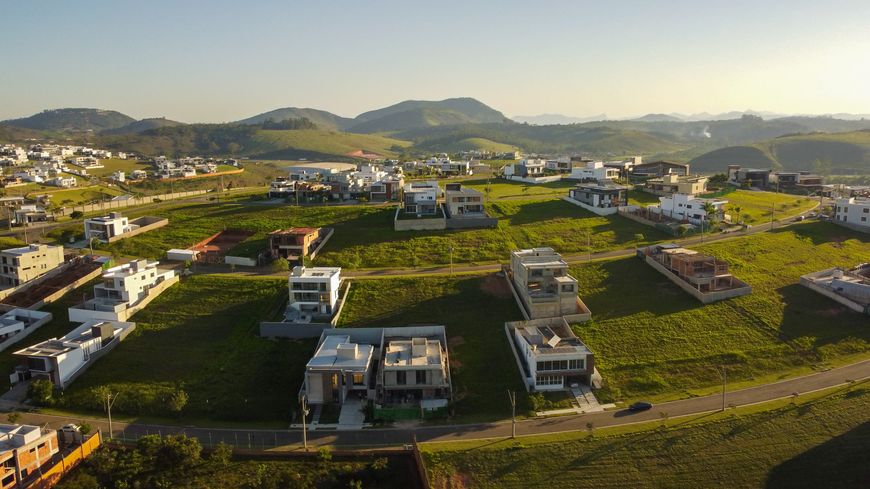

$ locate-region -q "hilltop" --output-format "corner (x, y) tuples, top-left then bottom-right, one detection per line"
(101, 117), (186, 135)
(3, 108), (136, 132)
(348, 97), (510, 133)
(690, 130), (870, 173)
(235, 107), (353, 131)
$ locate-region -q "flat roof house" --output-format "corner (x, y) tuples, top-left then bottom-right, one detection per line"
(727, 165), (771, 188)
(834, 197), (870, 232)
(402, 181), (441, 216)
(509, 248), (591, 320)
(567, 161), (620, 182)
(268, 227), (331, 264)
(444, 183), (485, 217)
(0, 244), (64, 287)
(643, 174), (708, 196)
(0, 424), (59, 488)
(507, 318), (595, 391)
(379, 333), (451, 405)
(800, 264), (870, 315)
(641, 244), (752, 303)
(503, 159), (546, 179)
(304, 335), (374, 405)
(12, 320), (135, 389)
(567, 182), (629, 216)
(287, 266), (341, 320)
(84, 212), (130, 242)
(12, 205), (48, 225)
(68, 260), (177, 323)
(631, 160), (689, 179)
(649, 193), (728, 225)
(369, 175), (404, 202)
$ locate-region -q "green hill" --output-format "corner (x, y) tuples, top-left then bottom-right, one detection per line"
(96, 125), (410, 160)
(101, 117), (186, 135)
(4, 108), (135, 132)
(235, 107), (353, 131)
(415, 136), (518, 153)
(348, 97), (509, 133)
(691, 130), (870, 173)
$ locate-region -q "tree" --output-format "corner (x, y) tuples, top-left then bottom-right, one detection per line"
(166, 388), (188, 415)
(210, 442), (233, 467)
(6, 412), (21, 424)
(586, 421), (594, 437)
(28, 379), (54, 405)
(271, 257), (290, 273)
(70, 210), (84, 219)
(633, 233), (645, 249)
(729, 205), (743, 224)
(701, 202), (717, 225)
(79, 423), (92, 436)
(318, 446), (332, 462)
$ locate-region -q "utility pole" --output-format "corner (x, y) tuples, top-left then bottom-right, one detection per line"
(300, 395), (310, 452)
(507, 390), (516, 439)
(449, 245), (454, 276)
(105, 391), (119, 439)
(587, 232), (591, 261)
(716, 366), (727, 411)
(770, 201), (775, 230)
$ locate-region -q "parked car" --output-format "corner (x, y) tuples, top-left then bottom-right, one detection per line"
(628, 401), (653, 412)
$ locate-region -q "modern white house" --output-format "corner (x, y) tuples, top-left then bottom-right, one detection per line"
(648, 193), (728, 225)
(0, 309), (53, 353)
(287, 266), (342, 319)
(0, 244), (65, 287)
(508, 248), (591, 320)
(380, 334), (451, 405)
(402, 181), (441, 216)
(11, 320), (135, 388)
(83, 212), (131, 242)
(507, 318), (596, 391)
(443, 183), (485, 217)
(567, 161), (620, 182)
(68, 260), (177, 323)
(834, 197), (870, 231)
(304, 334), (374, 405)
(503, 158), (546, 178)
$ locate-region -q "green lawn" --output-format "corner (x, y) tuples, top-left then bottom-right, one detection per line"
(338, 275), (531, 420)
(709, 189), (818, 224)
(422, 384), (870, 488)
(461, 178), (576, 200)
(84, 157), (151, 177)
(56, 275), (314, 422)
(249, 129), (411, 159)
(570, 221), (870, 404)
(91, 197), (667, 268)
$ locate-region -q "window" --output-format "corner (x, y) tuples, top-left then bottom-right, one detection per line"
(568, 359), (585, 370)
(537, 360), (569, 371)
(353, 373), (365, 385)
(561, 284), (574, 293)
(396, 371), (406, 385)
(537, 375), (562, 386)
(416, 370), (427, 384)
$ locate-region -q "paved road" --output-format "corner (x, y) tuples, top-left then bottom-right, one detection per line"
(8, 358), (866, 450)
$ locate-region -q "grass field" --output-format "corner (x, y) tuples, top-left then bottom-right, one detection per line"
(422, 384), (870, 488)
(83, 157), (151, 177)
(249, 129), (411, 159)
(570, 221), (870, 404)
(708, 189), (818, 224)
(461, 178), (575, 200)
(338, 275), (531, 420)
(92, 196), (667, 268)
(56, 275), (313, 422)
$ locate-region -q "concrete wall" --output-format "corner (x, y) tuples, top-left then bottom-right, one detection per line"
(308, 227), (335, 260)
(563, 196), (619, 216)
(800, 276), (869, 315)
(58, 190), (208, 218)
(445, 216), (498, 229)
(502, 175), (563, 184)
(394, 206), (447, 231)
(645, 255), (752, 303)
(105, 217), (168, 243)
(0, 310), (53, 352)
(225, 255), (257, 267)
(259, 281), (351, 338)
(4, 265), (104, 312)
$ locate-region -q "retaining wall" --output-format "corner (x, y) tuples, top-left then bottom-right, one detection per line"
(60, 323), (137, 389)
(563, 196), (619, 216)
(105, 216), (168, 243)
(225, 256), (258, 267)
(800, 276), (869, 315)
(394, 206), (447, 231)
(444, 216), (498, 229)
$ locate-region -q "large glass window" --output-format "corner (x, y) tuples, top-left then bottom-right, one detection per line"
(396, 371), (406, 385)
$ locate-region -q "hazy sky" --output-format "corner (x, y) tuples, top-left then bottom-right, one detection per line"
(2, 0), (869, 122)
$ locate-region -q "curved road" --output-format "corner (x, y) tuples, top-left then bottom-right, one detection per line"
(8, 358), (867, 450)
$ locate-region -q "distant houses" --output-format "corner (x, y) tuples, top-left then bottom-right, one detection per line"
(396, 181), (496, 230)
(643, 174), (708, 196)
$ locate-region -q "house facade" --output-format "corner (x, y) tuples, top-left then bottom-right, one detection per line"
(727, 165), (771, 188)
(643, 174), (708, 196)
(649, 193), (728, 225)
(444, 183), (485, 217)
(12, 321), (134, 388)
(567, 161), (620, 182)
(508, 319), (595, 391)
(509, 248), (589, 319)
(834, 197), (870, 230)
(268, 227), (329, 263)
(504, 159), (546, 178)
(567, 183), (628, 215)
(84, 212), (131, 242)
(631, 160), (689, 179)
(287, 266), (341, 318)
(0, 424), (59, 488)
(402, 181), (441, 216)
(0, 244), (64, 287)
(304, 335), (374, 404)
(379, 334), (451, 404)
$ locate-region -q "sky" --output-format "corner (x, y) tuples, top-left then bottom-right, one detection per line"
(2, 0), (869, 122)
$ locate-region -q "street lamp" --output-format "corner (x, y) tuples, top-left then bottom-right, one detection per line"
(105, 391), (119, 439)
(300, 395), (310, 452)
(507, 390), (516, 439)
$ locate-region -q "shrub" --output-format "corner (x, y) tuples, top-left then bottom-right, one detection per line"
(70, 211), (84, 219)
(28, 379), (54, 406)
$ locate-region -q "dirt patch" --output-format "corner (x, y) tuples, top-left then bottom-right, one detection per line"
(189, 229), (254, 263)
(480, 274), (512, 299)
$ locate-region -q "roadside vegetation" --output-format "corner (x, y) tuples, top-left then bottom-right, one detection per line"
(572, 221), (870, 404)
(422, 383), (870, 488)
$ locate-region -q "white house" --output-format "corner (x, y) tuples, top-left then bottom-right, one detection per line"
(508, 319), (595, 391)
(834, 197), (870, 230)
(11, 320), (135, 388)
(0, 244), (65, 287)
(402, 181), (441, 216)
(46, 176), (76, 188)
(68, 260), (177, 323)
(380, 334), (451, 405)
(649, 193), (728, 225)
(84, 212), (131, 242)
(504, 158), (546, 178)
(567, 161), (620, 182)
(304, 334), (374, 404)
(287, 266), (342, 319)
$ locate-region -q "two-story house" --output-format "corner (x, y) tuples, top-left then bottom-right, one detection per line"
(509, 248), (590, 319)
(649, 193), (728, 225)
(84, 212), (131, 242)
(287, 266), (341, 318)
(509, 319), (595, 391)
(303, 334), (374, 405)
(379, 334), (451, 404)
(402, 181), (441, 216)
(0, 244), (64, 287)
(443, 183), (485, 217)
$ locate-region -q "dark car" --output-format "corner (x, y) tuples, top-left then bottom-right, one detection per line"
(628, 401), (653, 412)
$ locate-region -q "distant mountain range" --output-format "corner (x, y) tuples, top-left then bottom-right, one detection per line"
(513, 114), (608, 125)
(1, 101), (869, 174)
(513, 110), (870, 125)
